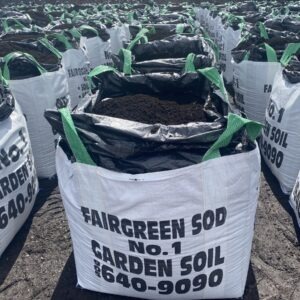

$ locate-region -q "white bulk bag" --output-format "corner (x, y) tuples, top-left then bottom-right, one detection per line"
(39, 37), (91, 108)
(220, 27), (241, 84)
(232, 60), (281, 123)
(260, 66), (300, 194)
(4, 53), (70, 178)
(108, 26), (131, 55)
(80, 36), (112, 69)
(290, 171), (300, 230)
(0, 100), (38, 256)
(56, 110), (261, 299)
(61, 49), (91, 107)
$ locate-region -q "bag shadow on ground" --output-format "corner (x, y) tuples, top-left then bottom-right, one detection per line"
(0, 177), (57, 286)
(261, 159), (300, 242)
(51, 253), (259, 300)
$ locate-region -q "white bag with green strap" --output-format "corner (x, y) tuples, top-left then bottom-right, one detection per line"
(39, 36), (91, 108)
(2, 52), (70, 178)
(260, 51), (300, 194)
(232, 43), (300, 124)
(107, 25), (131, 55)
(0, 76), (38, 256)
(79, 25), (112, 69)
(54, 90), (262, 299)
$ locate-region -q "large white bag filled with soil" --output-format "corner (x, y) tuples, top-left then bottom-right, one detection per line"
(80, 36), (112, 69)
(3, 53), (70, 178)
(232, 60), (281, 123)
(0, 89), (38, 256)
(260, 61), (300, 194)
(107, 25), (131, 55)
(55, 109), (261, 299)
(61, 48), (90, 107)
(290, 171), (300, 230)
(39, 37), (91, 108)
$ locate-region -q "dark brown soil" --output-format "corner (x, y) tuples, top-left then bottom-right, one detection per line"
(0, 162), (299, 300)
(0, 41), (59, 65)
(94, 94), (207, 125)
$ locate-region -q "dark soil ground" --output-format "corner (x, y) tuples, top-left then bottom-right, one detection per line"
(0, 160), (299, 300)
(94, 94), (207, 124)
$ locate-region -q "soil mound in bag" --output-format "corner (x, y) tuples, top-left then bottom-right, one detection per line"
(0, 39), (60, 75)
(94, 93), (207, 125)
(46, 104), (262, 298)
(260, 60), (300, 194)
(129, 34), (213, 62)
(0, 80), (38, 257)
(1, 52), (70, 178)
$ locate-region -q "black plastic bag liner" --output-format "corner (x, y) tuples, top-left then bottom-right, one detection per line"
(264, 17), (300, 34)
(129, 34), (213, 61)
(112, 50), (214, 74)
(45, 68), (261, 174)
(88, 66), (210, 100)
(144, 24), (193, 41)
(0, 75), (14, 121)
(283, 60), (300, 84)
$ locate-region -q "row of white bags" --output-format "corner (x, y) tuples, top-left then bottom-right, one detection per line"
(194, 7), (241, 84)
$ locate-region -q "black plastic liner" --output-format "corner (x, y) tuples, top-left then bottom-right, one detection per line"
(90, 70), (210, 101)
(0, 84), (15, 121)
(111, 54), (213, 74)
(45, 72), (255, 174)
(283, 60), (300, 84)
(130, 35), (211, 61)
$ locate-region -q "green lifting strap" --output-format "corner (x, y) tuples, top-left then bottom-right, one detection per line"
(202, 113), (262, 161)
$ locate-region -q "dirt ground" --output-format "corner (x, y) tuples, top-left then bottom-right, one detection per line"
(0, 159), (299, 300)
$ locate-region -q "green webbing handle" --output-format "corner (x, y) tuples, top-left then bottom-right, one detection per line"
(258, 22), (269, 39)
(176, 24), (185, 34)
(264, 43), (277, 62)
(204, 37), (220, 62)
(280, 43), (300, 67)
(127, 28), (149, 51)
(79, 25), (99, 37)
(242, 43), (277, 63)
(0, 68), (8, 87)
(59, 107), (96, 166)
(69, 27), (82, 40)
(120, 48), (132, 75)
(38, 38), (63, 58)
(2, 19), (26, 33)
(184, 53), (196, 73)
(202, 113), (262, 161)
(198, 67), (228, 103)
(50, 33), (74, 50)
(87, 65), (117, 89)
(2, 52), (47, 80)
